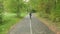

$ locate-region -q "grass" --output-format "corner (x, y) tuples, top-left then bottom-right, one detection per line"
(0, 18), (20, 34)
(0, 12), (27, 34)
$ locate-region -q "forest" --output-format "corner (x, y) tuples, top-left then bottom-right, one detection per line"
(0, 0), (60, 34)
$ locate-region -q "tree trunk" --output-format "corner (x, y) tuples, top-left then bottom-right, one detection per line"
(0, 1), (3, 24)
(17, 0), (20, 18)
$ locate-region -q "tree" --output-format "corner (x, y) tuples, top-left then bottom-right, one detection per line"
(0, 0), (4, 24)
(16, 0), (20, 17)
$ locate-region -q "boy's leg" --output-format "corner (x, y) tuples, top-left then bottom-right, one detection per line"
(30, 15), (31, 19)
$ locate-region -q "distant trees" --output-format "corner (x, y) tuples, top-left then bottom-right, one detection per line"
(4, 0), (21, 17)
(0, 0), (29, 25)
(32, 0), (60, 22)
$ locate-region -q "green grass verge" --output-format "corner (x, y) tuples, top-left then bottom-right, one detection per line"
(0, 13), (27, 34)
(0, 18), (20, 34)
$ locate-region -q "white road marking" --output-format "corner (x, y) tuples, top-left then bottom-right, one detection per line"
(30, 19), (33, 34)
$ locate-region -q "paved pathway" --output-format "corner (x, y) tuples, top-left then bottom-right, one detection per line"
(8, 14), (55, 34)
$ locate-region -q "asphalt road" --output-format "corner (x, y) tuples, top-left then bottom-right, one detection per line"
(8, 14), (55, 34)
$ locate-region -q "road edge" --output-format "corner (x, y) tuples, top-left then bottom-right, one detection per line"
(35, 14), (60, 34)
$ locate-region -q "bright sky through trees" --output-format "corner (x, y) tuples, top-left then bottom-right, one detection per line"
(23, 0), (29, 2)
